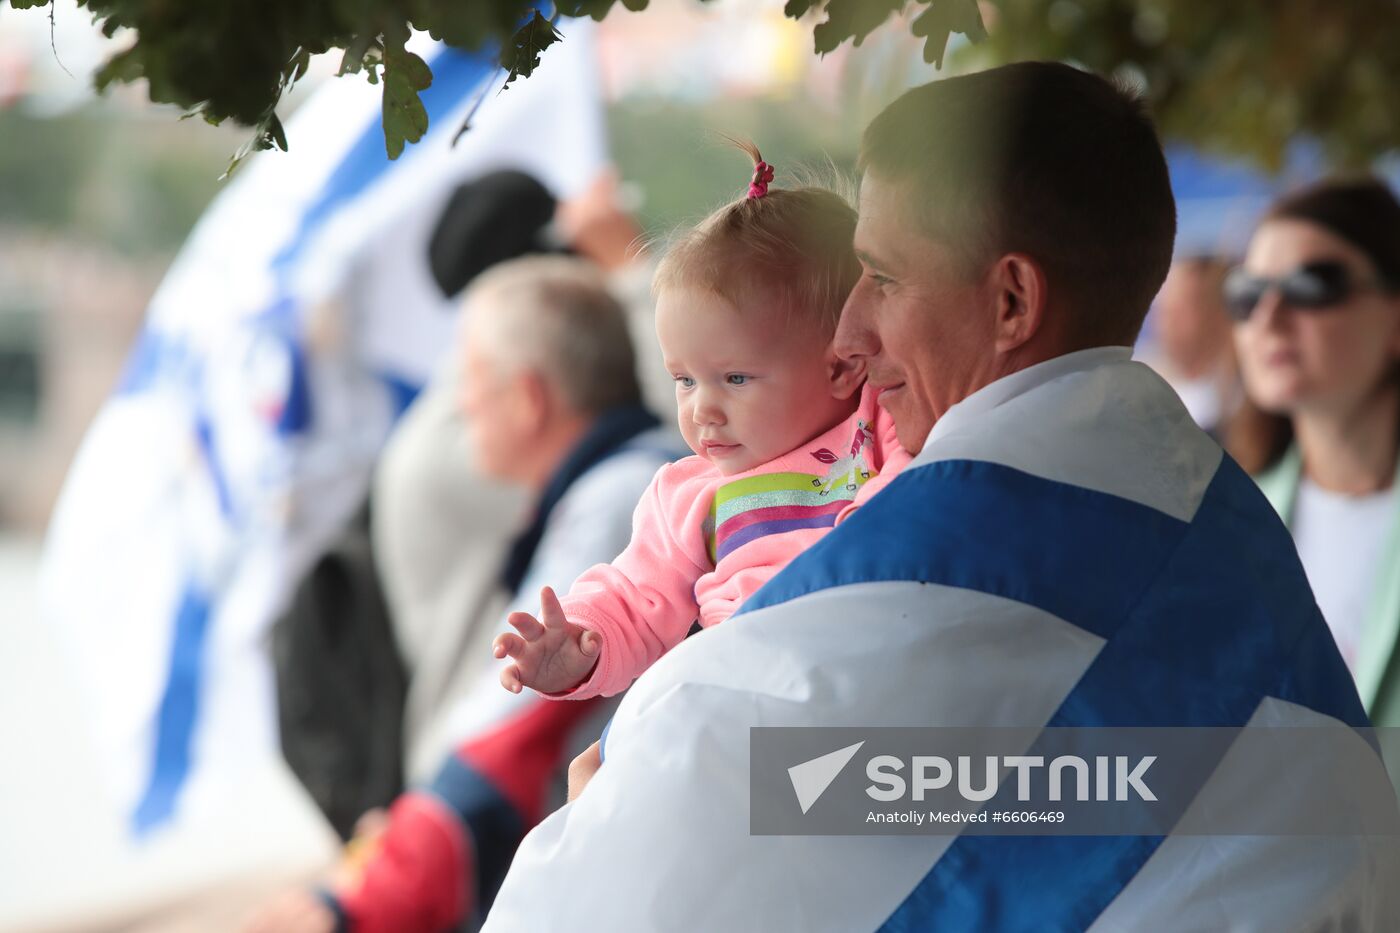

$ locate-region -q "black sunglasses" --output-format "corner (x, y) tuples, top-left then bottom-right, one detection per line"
(1222, 261), (1365, 322)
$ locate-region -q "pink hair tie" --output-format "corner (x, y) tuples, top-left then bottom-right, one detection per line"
(747, 160), (775, 199)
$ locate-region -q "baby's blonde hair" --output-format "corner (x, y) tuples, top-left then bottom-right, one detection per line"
(653, 141), (860, 339)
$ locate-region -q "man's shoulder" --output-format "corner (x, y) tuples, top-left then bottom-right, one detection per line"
(738, 359), (1299, 635)
(562, 429), (687, 510)
(566, 455), (664, 504)
(744, 427), (1287, 618)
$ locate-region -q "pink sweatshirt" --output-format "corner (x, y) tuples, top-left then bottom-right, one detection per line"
(557, 384), (909, 699)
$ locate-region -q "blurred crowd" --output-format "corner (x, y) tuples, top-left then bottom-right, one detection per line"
(246, 167), (684, 932)
(1145, 178), (1400, 719)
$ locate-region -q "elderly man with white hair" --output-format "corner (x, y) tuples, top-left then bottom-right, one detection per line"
(250, 255), (677, 933)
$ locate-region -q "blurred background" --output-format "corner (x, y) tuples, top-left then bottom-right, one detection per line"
(1, 0), (1397, 929)
(0, 0), (896, 539)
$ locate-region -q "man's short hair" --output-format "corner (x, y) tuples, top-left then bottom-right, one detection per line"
(860, 62), (1177, 345)
(465, 255), (642, 415)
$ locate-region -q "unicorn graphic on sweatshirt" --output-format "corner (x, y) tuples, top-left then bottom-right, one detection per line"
(809, 419), (874, 496)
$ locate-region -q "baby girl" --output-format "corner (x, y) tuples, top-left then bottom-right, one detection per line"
(494, 146), (908, 698)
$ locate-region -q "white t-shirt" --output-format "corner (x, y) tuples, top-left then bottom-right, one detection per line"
(1292, 478), (1396, 674)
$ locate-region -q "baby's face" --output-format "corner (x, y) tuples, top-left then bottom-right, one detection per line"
(655, 286), (850, 475)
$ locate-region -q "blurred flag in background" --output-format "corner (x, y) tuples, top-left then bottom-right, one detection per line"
(38, 20), (607, 837)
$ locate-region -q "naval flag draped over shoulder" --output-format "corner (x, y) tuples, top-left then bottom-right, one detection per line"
(483, 348), (1400, 932)
(38, 21), (607, 835)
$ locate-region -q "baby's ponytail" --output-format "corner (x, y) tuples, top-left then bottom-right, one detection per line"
(655, 141), (860, 337)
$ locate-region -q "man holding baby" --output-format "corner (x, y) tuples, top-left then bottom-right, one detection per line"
(484, 62), (1400, 931)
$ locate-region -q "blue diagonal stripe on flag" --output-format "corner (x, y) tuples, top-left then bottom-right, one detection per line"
(740, 456), (1367, 930)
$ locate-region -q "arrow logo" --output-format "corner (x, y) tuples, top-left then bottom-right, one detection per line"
(788, 741), (865, 814)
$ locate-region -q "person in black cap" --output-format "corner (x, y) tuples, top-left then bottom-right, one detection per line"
(427, 170), (563, 298)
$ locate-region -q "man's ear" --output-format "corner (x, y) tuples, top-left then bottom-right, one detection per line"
(516, 369), (553, 434)
(992, 253), (1048, 354)
(826, 346), (867, 401)
(1387, 296), (1400, 359)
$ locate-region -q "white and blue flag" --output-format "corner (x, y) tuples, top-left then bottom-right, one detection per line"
(484, 348), (1400, 931)
(38, 21), (606, 836)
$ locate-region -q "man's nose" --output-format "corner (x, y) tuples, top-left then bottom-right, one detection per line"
(834, 285), (878, 360)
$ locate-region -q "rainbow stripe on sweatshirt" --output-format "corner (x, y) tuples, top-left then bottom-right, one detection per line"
(706, 470), (871, 563)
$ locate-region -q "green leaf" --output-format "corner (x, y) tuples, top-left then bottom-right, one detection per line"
(393, 49), (432, 90)
(221, 122), (278, 180)
(553, 0), (622, 22)
(420, 1), (504, 47)
(382, 67), (430, 159)
(286, 47), (313, 84)
(381, 15), (411, 57)
(501, 11), (563, 90)
(93, 46), (144, 92)
(266, 112), (288, 151)
(812, 0), (906, 55)
(910, 0), (986, 68)
(15, 0), (1399, 177)
(339, 34), (378, 76)
(377, 15), (433, 158)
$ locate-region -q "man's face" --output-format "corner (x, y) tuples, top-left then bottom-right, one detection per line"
(835, 173), (999, 454)
(457, 333), (534, 482)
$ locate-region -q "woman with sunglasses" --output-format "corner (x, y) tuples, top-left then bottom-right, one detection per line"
(1226, 176), (1400, 727)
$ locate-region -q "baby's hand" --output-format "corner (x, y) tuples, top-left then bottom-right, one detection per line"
(493, 586), (601, 694)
